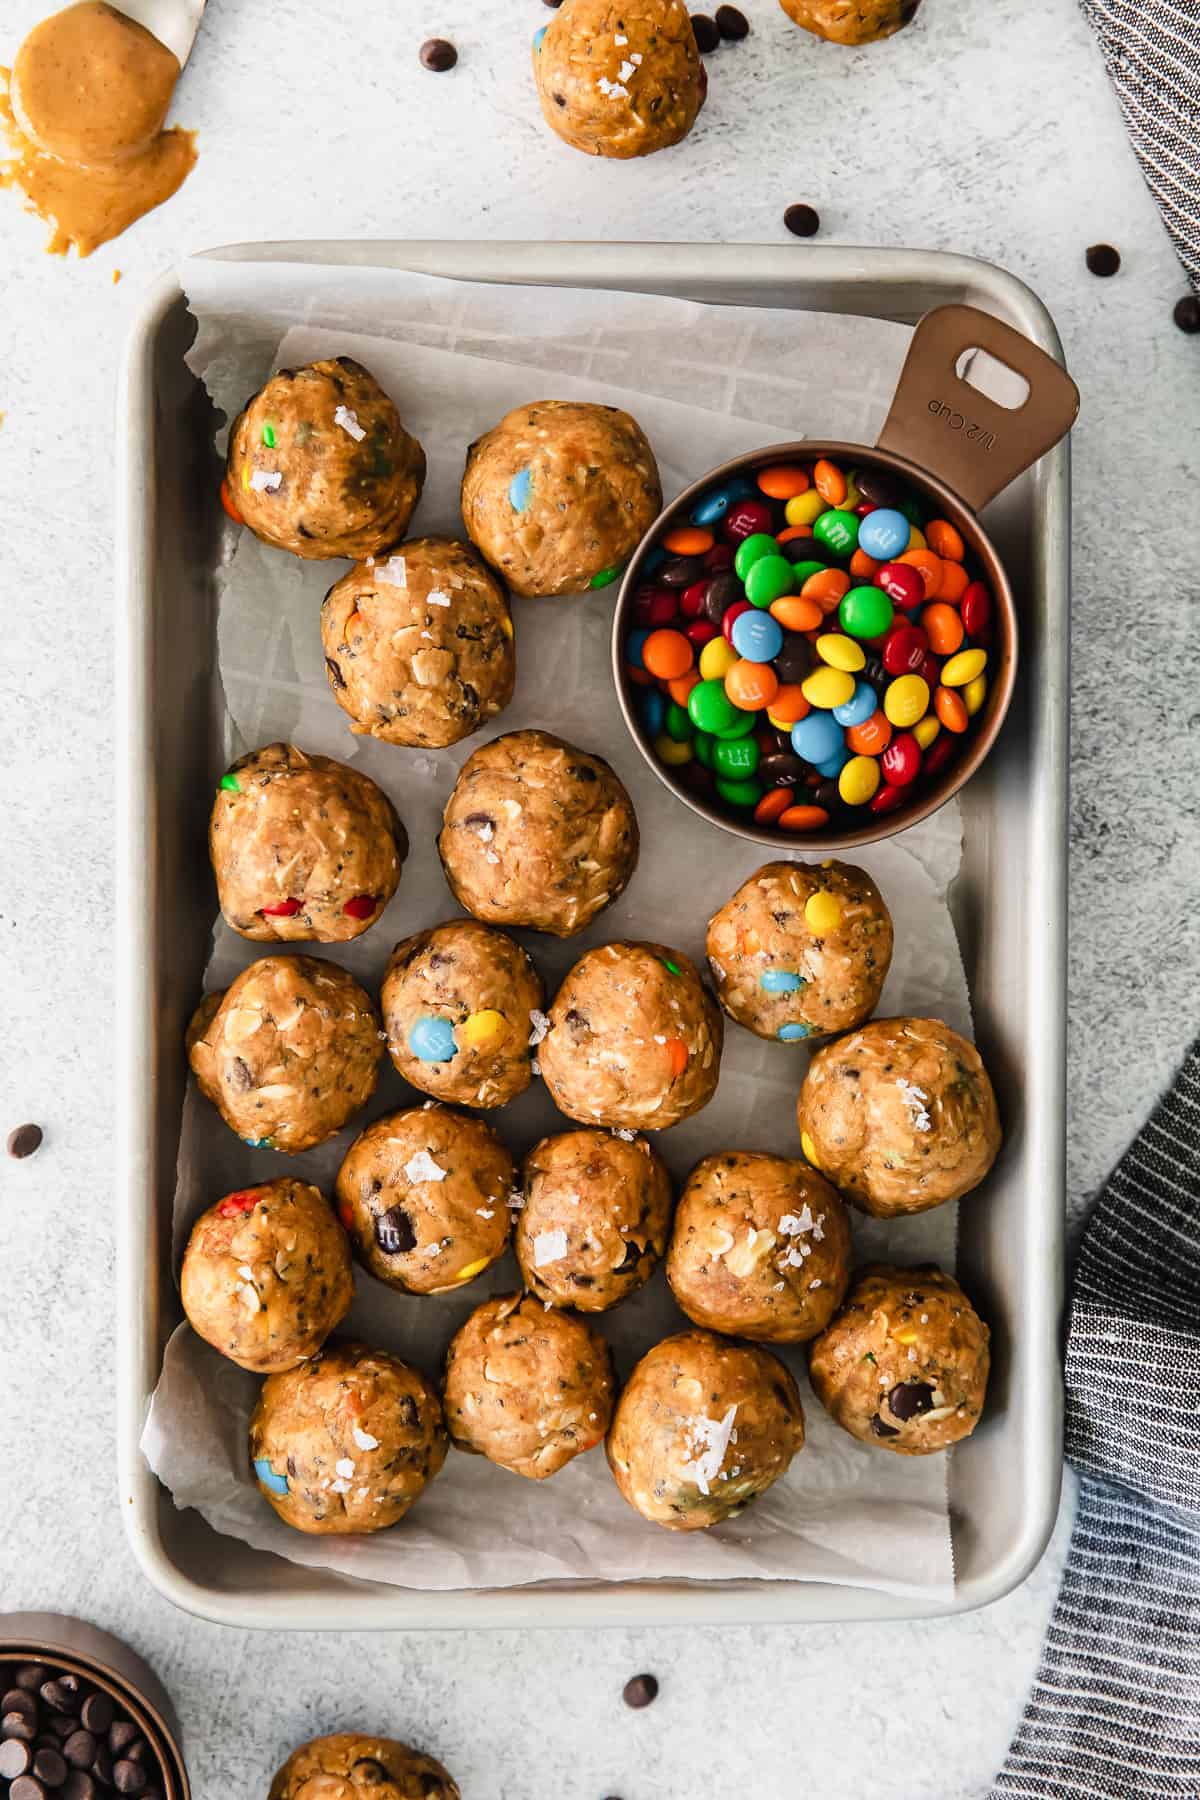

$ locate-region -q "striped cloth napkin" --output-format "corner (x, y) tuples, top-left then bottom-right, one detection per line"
(992, 1040), (1200, 1798)
(1080, 0), (1200, 293)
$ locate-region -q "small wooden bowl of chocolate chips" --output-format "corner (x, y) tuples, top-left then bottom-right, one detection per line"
(0, 1614), (190, 1799)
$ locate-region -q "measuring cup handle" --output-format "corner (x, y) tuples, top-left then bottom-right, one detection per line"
(875, 304), (1079, 514)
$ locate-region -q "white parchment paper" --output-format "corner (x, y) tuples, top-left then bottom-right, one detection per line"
(142, 261), (969, 1598)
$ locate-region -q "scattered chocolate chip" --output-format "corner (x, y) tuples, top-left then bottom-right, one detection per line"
(80, 1694), (113, 1736)
(784, 203), (820, 239)
(419, 37), (457, 71)
(870, 1413), (900, 1438)
(715, 3), (749, 35)
(888, 1380), (935, 1419)
(1173, 295), (1200, 334)
(622, 1673), (659, 1709)
(375, 1205), (417, 1255)
(691, 12), (720, 50)
(6, 1123), (43, 1159)
(0, 1740), (33, 1778)
(33, 1746), (68, 1785)
(1085, 242), (1120, 277)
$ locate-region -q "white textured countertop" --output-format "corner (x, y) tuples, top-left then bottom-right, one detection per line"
(1, 0), (1197, 1793)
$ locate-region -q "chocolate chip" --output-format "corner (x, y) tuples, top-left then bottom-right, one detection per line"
(91, 1743), (113, 1784)
(784, 203), (820, 239)
(888, 1380), (935, 1419)
(0, 1740), (33, 1778)
(4, 1691), (38, 1723)
(4, 1714), (37, 1742)
(14, 1669), (49, 1694)
(1173, 295), (1200, 334)
(6, 1124), (43, 1159)
(108, 1722), (139, 1757)
(114, 1760), (148, 1794)
(352, 1760), (389, 1785)
(622, 1673), (659, 1708)
(567, 763), (598, 782)
(324, 655), (346, 690)
(63, 1776), (99, 1800)
(691, 12), (719, 50)
(79, 1695), (112, 1736)
(33, 1746), (68, 1784)
(1085, 242), (1120, 277)
(715, 3), (749, 35)
(419, 37), (457, 70)
(11, 1776), (48, 1800)
(375, 1205), (416, 1255)
(870, 1413), (900, 1437)
(462, 812), (495, 830)
(63, 1729), (96, 1767)
(40, 1679), (80, 1717)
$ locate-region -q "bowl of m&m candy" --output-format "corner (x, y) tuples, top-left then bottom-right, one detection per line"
(612, 442), (1016, 849)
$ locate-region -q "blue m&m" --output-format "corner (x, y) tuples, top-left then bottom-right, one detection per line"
(729, 609), (783, 664)
(409, 1016), (457, 1063)
(791, 712), (844, 765)
(856, 507), (909, 561)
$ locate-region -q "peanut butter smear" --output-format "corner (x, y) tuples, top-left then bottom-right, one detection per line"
(0, 2), (195, 256)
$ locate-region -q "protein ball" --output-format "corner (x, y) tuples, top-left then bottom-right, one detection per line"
(335, 1104), (515, 1296)
(797, 1016), (1001, 1216)
(666, 1151), (851, 1342)
(461, 400), (662, 596)
(607, 1329), (805, 1529)
(249, 1341), (446, 1534)
(382, 919), (544, 1108)
(808, 1264), (990, 1453)
(516, 1127), (674, 1310)
(180, 1179), (353, 1373)
(443, 1292), (615, 1479)
(539, 940), (722, 1130)
(533, 0), (705, 160)
(705, 859), (893, 1042)
(777, 0), (921, 42)
(269, 1733), (461, 1800)
(186, 955), (383, 1154)
(320, 537), (515, 748)
(209, 741), (407, 942)
(226, 357), (425, 560)
(438, 729), (639, 937)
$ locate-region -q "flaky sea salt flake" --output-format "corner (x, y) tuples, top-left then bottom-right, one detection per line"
(404, 1150), (447, 1184)
(333, 404), (365, 442)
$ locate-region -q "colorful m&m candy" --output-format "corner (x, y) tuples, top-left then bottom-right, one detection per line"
(622, 457), (998, 831)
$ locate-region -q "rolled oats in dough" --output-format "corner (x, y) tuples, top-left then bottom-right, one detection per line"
(181, 1178), (353, 1374)
(442, 1292), (615, 1480)
(186, 955), (383, 1154)
(226, 357), (425, 560)
(249, 1341), (447, 1535)
(335, 1104), (515, 1297)
(516, 1127), (673, 1311)
(461, 400), (662, 597)
(796, 1015), (1001, 1216)
(607, 1328), (805, 1530)
(321, 537), (515, 749)
(210, 742), (407, 943)
(539, 940), (722, 1130)
(666, 1151), (851, 1343)
(808, 1264), (990, 1454)
(438, 729), (639, 937)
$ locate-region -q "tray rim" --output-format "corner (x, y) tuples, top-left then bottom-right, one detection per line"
(115, 239), (1066, 1631)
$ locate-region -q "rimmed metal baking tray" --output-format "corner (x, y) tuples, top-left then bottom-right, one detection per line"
(115, 241), (1067, 1630)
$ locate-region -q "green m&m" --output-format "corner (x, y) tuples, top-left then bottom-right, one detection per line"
(688, 678), (741, 735)
(813, 509), (859, 555)
(712, 735), (760, 780)
(733, 532), (780, 582)
(744, 555), (795, 609)
(839, 585), (895, 640)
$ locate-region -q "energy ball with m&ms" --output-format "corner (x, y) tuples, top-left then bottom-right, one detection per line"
(181, 1179), (353, 1373)
(336, 1104), (515, 1296)
(442, 1292), (616, 1479)
(516, 1127), (674, 1310)
(225, 357), (425, 560)
(270, 1734), (461, 1800)
(209, 741), (407, 942)
(607, 1329), (805, 1529)
(622, 455), (997, 834)
(438, 729), (639, 936)
(777, 0), (921, 41)
(797, 1016), (1001, 1216)
(706, 858), (893, 1041)
(250, 1341), (447, 1534)
(666, 1151), (851, 1342)
(321, 538), (515, 748)
(808, 1265), (990, 1454)
(461, 400), (662, 596)
(539, 941), (722, 1130)
(532, 0), (705, 160)
(382, 918), (544, 1109)
(186, 955), (383, 1154)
